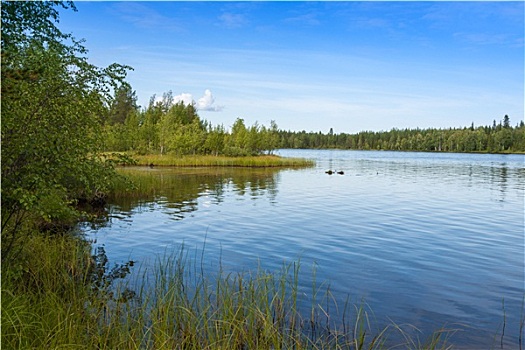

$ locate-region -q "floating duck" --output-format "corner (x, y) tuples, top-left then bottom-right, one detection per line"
(337, 170), (344, 175)
(325, 170), (334, 175)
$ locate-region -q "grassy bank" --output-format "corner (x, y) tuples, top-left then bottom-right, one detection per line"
(119, 153), (315, 168)
(2, 233), (466, 350)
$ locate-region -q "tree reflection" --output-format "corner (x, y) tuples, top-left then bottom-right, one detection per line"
(106, 167), (281, 221)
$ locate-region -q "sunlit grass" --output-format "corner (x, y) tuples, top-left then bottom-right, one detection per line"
(131, 154), (315, 168)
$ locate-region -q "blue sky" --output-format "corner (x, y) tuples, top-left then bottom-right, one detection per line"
(59, 1), (524, 133)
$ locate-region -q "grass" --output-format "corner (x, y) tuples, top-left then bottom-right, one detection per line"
(1, 233), (95, 348)
(1, 232), (468, 350)
(121, 153), (315, 168)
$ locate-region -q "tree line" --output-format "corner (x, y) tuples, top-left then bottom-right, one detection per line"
(104, 87), (280, 156)
(278, 116), (525, 153)
(104, 85), (525, 156)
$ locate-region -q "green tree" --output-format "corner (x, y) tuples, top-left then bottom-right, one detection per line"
(267, 120), (280, 154)
(1, 1), (130, 260)
(247, 122), (261, 155)
(503, 114), (511, 129)
(158, 101), (203, 155)
(134, 96), (163, 154)
(204, 124), (226, 156)
(108, 83), (138, 125)
(226, 118), (249, 156)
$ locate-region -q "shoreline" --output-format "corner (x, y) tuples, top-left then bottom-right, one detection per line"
(106, 153), (315, 168)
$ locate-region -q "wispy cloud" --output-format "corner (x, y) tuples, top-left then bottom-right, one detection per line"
(111, 3), (182, 32)
(218, 12), (247, 29)
(284, 13), (321, 26)
(453, 32), (521, 47)
(80, 1), (521, 132)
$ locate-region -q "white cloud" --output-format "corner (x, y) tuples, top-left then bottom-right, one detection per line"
(157, 90), (223, 112)
(197, 89), (224, 112)
(173, 92), (193, 106)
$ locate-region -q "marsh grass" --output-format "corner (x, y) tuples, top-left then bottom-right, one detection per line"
(3, 234), (463, 349)
(131, 154), (315, 168)
(1, 233), (94, 348)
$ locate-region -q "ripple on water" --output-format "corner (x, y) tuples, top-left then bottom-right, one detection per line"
(86, 151), (524, 347)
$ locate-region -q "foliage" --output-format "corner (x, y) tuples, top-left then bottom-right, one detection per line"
(158, 103), (204, 155)
(104, 91), (523, 155)
(278, 116), (525, 153)
(1, 1), (131, 260)
(103, 93), (281, 156)
(109, 83), (138, 125)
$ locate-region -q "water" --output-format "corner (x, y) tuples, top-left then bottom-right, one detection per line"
(83, 150), (525, 347)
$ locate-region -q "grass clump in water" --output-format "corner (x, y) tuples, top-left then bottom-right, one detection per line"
(2, 235), (461, 349)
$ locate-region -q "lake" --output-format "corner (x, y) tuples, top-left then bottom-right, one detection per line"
(82, 150), (524, 348)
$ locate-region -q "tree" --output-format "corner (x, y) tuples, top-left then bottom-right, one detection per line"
(157, 101), (204, 155)
(267, 120), (280, 154)
(204, 124), (226, 156)
(1, 1), (131, 260)
(226, 118), (249, 156)
(503, 114), (510, 129)
(247, 122), (261, 155)
(108, 83), (138, 125)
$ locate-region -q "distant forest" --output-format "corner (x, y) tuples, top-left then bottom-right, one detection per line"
(279, 115), (525, 153)
(105, 86), (524, 155)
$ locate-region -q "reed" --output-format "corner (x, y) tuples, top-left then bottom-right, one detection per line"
(131, 154), (315, 168)
(2, 234), (462, 349)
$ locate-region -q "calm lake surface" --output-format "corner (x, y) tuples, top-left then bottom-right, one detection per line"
(83, 150), (524, 348)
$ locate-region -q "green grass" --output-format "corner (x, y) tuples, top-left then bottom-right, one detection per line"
(0, 233), (473, 349)
(1, 233), (94, 348)
(128, 153), (315, 168)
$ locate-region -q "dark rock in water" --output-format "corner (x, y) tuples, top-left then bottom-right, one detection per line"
(149, 163), (154, 168)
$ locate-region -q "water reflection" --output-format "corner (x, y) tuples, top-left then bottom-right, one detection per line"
(110, 167), (280, 221)
(310, 150), (524, 200)
(83, 151), (524, 348)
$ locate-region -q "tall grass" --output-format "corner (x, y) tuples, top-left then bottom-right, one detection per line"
(1, 233), (94, 348)
(132, 154), (315, 168)
(3, 234), (462, 349)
